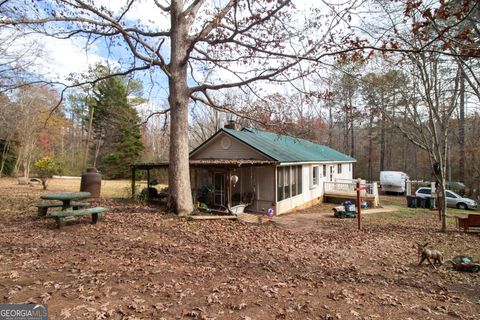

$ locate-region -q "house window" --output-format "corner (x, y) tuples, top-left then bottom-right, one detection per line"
(297, 166), (302, 195)
(311, 165), (319, 188)
(277, 166), (302, 201)
(337, 164), (342, 174)
(323, 165), (326, 177)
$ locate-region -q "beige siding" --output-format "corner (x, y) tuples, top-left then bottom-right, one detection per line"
(191, 132), (269, 160)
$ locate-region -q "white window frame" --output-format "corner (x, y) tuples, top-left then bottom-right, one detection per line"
(310, 165), (319, 189)
(278, 165), (303, 201)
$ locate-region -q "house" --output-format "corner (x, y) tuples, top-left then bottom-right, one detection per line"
(188, 122), (357, 215)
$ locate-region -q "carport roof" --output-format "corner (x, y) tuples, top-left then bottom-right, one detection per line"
(132, 159), (277, 170)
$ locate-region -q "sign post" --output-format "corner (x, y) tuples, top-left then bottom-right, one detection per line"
(356, 178), (367, 230)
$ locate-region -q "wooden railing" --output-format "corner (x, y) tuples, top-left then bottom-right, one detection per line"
(323, 180), (379, 207)
(334, 178), (366, 184)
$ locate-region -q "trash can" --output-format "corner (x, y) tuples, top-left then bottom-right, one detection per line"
(406, 196), (417, 208)
(416, 197), (426, 208)
(425, 197), (431, 209)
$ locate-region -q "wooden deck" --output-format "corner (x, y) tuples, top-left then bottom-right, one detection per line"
(324, 190), (379, 207)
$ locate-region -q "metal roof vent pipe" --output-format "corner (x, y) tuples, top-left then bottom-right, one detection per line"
(224, 119), (242, 131)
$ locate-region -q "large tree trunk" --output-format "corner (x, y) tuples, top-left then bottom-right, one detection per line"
(167, 0), (193, 216)
(434, 138), (448, 232)
(402, 107), (408, 173)
(328, 105), (333, 148)
(437, 175), (447, 232)
(0, 140), (11, 177)
(13, 146), (23, 176)
(349, 98), (355, 159)
(458, 70), (465, 183)
(380, 113), (386, 172)
(343, 106), (349, 154)
(168, 89), (192, 216)
(367, 111), (374, 181)
(379, 92), (386, 172)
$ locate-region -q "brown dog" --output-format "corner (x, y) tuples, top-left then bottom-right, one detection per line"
(416, 242), (443, 269)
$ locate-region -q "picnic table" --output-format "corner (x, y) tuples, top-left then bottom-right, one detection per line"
(40, 191), (91, 210)
(38, 191), (107, 228)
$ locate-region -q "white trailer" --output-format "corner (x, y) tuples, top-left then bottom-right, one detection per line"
(380, 171), (409, 194)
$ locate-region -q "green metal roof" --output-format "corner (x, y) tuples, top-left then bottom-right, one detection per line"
(221, 128), (356, 163)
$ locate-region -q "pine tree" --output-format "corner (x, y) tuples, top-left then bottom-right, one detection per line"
(90, 75), (144, 179)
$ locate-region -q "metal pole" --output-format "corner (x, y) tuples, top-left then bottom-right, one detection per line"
(357, 178), (362, 230)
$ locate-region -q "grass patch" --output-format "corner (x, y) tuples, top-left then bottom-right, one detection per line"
(369, 205), (430, 221)
(365, 205), (467, 231)
(41, 178), (167, 199)
(0, 177), (165, 202)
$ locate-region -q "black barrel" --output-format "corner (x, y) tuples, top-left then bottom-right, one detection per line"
(80, 167), (102, 198)
(425, 197), (431, 209)
(406, 196), (417, 208)
(416, 197), (426, 208)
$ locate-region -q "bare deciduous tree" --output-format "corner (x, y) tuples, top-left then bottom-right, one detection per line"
(1, 0), (366, 215)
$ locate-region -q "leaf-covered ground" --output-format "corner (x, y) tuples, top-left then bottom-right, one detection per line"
(0, 178), (479, 319)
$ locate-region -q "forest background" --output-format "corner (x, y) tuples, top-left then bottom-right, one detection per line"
(0, 0), (479, 200)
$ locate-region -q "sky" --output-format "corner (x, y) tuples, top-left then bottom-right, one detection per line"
(5, 0), (365, 118)
(28, 2), (345, 69)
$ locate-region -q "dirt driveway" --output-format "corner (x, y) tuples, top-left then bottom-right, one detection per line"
(273, 203), (398, 233)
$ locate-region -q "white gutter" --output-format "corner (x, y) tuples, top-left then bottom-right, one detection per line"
(278, 160), (356, 166)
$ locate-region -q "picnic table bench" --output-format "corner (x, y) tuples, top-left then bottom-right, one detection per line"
(456, 214), (480, 232)
(37, 202), (90, 216)
(51, 207), (107, 229)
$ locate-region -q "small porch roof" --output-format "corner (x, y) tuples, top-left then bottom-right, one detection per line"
(130, 160), (277, 200)
(132, 159), (278, 170)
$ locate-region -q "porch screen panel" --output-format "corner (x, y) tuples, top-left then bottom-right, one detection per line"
(291, 166), (297, 197)
(284, 166), (290, 199)
(277, 167), (284, 201)
(297, 166), (302, 194)
(278, 166), (302, 200)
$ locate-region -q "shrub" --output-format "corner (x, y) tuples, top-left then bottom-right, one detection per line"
(34, 156), (62, 190)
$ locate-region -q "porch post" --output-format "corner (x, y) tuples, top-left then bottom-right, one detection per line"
(131, 165), (136, 199)
(193, 167), (198, 206)
(227, 168), (232, 209)
(274, 165), (277, 203)
(356, 178), (362, 230)
(147, 169), (151, 201)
